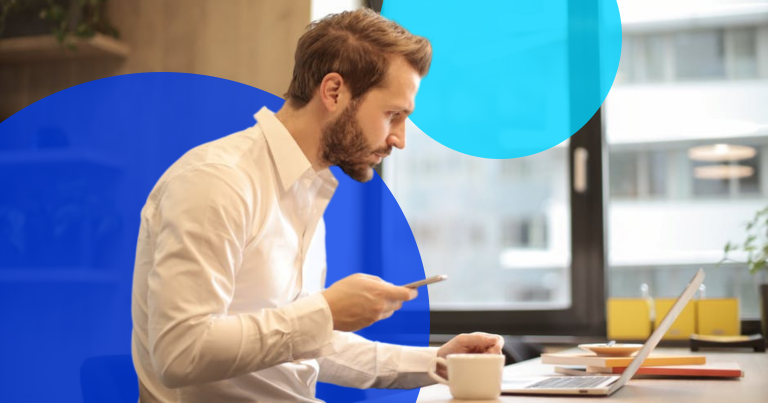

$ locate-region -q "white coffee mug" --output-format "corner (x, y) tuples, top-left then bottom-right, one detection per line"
(427, 354), (505, 400)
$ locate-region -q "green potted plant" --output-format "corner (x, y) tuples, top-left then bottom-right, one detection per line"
(0, 0), (118, 49)
(720, 205), (768, 336)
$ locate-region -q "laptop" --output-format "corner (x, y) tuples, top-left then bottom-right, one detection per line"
(501, 268), (705, 396)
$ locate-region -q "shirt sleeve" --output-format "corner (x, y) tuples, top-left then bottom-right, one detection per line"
(146, 164), (335, 389)
(316, 331), (439, 389)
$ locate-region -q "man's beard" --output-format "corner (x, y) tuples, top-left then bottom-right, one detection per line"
(320, 100), (389, 183)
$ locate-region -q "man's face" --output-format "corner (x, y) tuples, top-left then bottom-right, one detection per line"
(320, 57), (421, 182)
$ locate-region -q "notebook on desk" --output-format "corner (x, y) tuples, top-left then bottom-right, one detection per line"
(554, 362), (743, 378)
(500, 268), (705, 396)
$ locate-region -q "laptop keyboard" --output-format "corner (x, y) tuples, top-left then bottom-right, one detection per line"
(527, 376), (613, 389)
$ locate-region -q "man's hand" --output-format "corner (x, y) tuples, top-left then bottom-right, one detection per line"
(435, 332), (505, 379)
(321, 273), (418, 332)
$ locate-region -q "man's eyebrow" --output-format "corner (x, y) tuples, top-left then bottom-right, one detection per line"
(389, 104), (414, 115)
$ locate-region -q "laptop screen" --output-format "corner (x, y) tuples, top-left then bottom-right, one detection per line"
(610, 268), (706, 391)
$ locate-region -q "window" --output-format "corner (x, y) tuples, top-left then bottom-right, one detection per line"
(387, 121), (571, 311)
(609, 151), (639, 197)
(609, 150), (668, 199)
(501, 216), (548, 249)
(616, 26), (760, 85)
(692, 159), (731, 196)
(738, 153), (760, 194)
(647, 150), (668, 197)
(675, 30), (726, 80)
(605, 3), (768, 320)
(642, 34), (667, 82)
(611, 144), (763, 201)
(383, 1), (768, 335)
(616, 36), (636, 84)
(729, 27), (758, 79)
(383, 0), (612, 334)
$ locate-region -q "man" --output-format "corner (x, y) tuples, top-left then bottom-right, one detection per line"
(132, 8), (503, 403)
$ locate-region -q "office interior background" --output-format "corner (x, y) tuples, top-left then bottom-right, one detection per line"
(385, 0), (768, 327)
(0, 0), (766, 402)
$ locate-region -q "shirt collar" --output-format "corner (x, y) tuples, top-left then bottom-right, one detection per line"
(255, 106), (338, 191)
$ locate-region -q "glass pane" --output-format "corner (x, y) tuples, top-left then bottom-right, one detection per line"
(647, 150), (668, 197)
(643, 35), (667, 82)
(606, 1), (768, 319)
(609, 150), (668, 199)
(692, 158), (730, 197)
(384, 0), (573, 311)
(616, 36), (636, 84)
(675, 30), (725, 80)
(385, 121), (571, 310)
(609, 151), (639, 198)
(738, 154), (760, 194)
(730, 27), (758, 79)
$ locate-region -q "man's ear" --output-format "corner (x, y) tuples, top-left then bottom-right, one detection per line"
(319, 72), (347, 113)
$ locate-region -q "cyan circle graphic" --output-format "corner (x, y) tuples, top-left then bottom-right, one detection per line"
(0, 73), (428, 403)
(382, 0), (622, 159)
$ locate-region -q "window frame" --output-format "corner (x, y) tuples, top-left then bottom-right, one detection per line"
(376, 0), (608, 336)
(369, 0), (764, 337)
(424, 108), (607, 336)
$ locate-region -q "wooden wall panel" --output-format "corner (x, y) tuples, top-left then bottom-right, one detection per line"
(0, 0), (311, 121)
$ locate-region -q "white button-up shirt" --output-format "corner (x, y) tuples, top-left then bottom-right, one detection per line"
(131, 107), (437, 403)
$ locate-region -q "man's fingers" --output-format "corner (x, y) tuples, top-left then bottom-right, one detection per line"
(484, 335), (504, 354)
(460, 333), (504, 353)
(378, 309), (395, 321)
(374, 299), (404, 323)
(481, 335), (503, 350)
(484, 334), (502, 345)
(406, 287), (418, 300)
(383, 300), (403, 313)
(487, 343), (503, 354)
(387, 285), (418, 301)
(358, 273), (384, 281)
(469, 332), (503, 346)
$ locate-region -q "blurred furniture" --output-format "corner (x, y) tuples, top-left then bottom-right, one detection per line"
(502, 336), (544, 365)
(0, 34), (130, 63)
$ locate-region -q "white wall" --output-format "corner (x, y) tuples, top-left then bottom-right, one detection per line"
(311, 0), (363, 21)
(605, 82), (768, 145)
(608, 200), (760, 266)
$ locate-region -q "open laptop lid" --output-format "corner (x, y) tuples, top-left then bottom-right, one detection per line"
(608, 268), (705, 393)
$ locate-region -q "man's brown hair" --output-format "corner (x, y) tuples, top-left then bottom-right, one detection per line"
(285, 8), (432, 108)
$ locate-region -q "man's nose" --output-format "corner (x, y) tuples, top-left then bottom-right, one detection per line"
(388, 125), (406, 150)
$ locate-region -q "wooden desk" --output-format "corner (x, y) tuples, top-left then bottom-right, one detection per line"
(416, 348), (768, 402)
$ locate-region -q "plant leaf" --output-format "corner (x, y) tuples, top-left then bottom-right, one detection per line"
(750, 259), (767, 275)
(745, 235), (757, 247)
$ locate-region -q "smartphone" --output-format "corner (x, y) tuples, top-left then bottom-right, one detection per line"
(403, 274), (448, 289)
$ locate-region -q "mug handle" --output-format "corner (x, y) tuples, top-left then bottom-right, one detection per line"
(427, 357), (449, 385)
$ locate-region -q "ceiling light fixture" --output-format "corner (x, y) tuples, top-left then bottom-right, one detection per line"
(694, 164), (754, 180)
(688, 144), (756, 162)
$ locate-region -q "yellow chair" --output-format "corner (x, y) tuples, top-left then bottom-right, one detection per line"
(696, 298), (740, 336)
(607, 298), (652, 340)
(655, 298), (696, 340)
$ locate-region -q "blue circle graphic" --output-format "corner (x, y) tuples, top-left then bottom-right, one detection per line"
(0, 73), (428, 403)
(383, 0), (622, 158)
